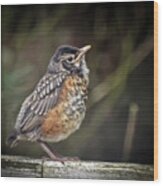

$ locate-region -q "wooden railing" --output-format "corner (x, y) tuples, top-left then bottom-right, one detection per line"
(1, 155), (153, 180)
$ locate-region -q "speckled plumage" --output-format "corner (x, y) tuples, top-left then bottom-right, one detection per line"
(41, 74), (88, 142)
(7, 45), (91, 161)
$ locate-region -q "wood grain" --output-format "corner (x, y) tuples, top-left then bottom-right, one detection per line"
(1, 155), (153, 180)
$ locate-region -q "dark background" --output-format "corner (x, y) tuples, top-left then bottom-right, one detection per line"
(1, 2), (154, 164)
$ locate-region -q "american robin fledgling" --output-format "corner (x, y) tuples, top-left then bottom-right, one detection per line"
(7, 45), (91, 161)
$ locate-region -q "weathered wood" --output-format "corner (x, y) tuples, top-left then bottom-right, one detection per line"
(1, 155), (43, 178)
(1, 155), (154, 180)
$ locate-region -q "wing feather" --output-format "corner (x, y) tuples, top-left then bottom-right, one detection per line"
(15, 71), (68, 134)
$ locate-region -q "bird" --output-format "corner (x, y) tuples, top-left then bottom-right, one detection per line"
(7, 44), (91, 162)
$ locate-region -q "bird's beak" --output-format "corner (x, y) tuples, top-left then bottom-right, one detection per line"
(76, 45), (91, 62)
(80, 45), (91, 54)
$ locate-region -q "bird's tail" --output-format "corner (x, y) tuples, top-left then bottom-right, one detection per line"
(6, 129), (19, 148)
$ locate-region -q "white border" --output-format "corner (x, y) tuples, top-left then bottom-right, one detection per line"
(1, 0), (162, 186)
(0, 0), (158, 5)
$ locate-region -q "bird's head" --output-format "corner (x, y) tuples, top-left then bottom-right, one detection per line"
(48, 45), (91, 74)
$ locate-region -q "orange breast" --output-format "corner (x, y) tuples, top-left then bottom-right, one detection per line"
(41, 75), (88, 139)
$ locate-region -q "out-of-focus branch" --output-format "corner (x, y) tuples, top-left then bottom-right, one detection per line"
(122, 102), (139, 161)
(88, 36), (153, 109)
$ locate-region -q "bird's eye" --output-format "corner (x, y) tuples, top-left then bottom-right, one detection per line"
(66, 56), (73, 63)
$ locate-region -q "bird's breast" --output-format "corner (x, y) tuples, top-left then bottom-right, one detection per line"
(40, 75), (89, 142)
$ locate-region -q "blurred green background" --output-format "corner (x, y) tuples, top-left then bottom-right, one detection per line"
(1, 2), (154, 164)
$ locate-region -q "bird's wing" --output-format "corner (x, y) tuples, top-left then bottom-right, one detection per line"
(15, 71), (68, 133)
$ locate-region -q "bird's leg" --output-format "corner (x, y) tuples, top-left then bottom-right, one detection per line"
(37, 140), (80, 162)
(38, 140), (59, 160)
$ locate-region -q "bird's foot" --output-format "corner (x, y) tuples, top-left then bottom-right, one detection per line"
(59, 156), (80, 161)
(50, 156), (80, 164)
(42, 155), (80, 164)
(38, 140), (80, 164)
